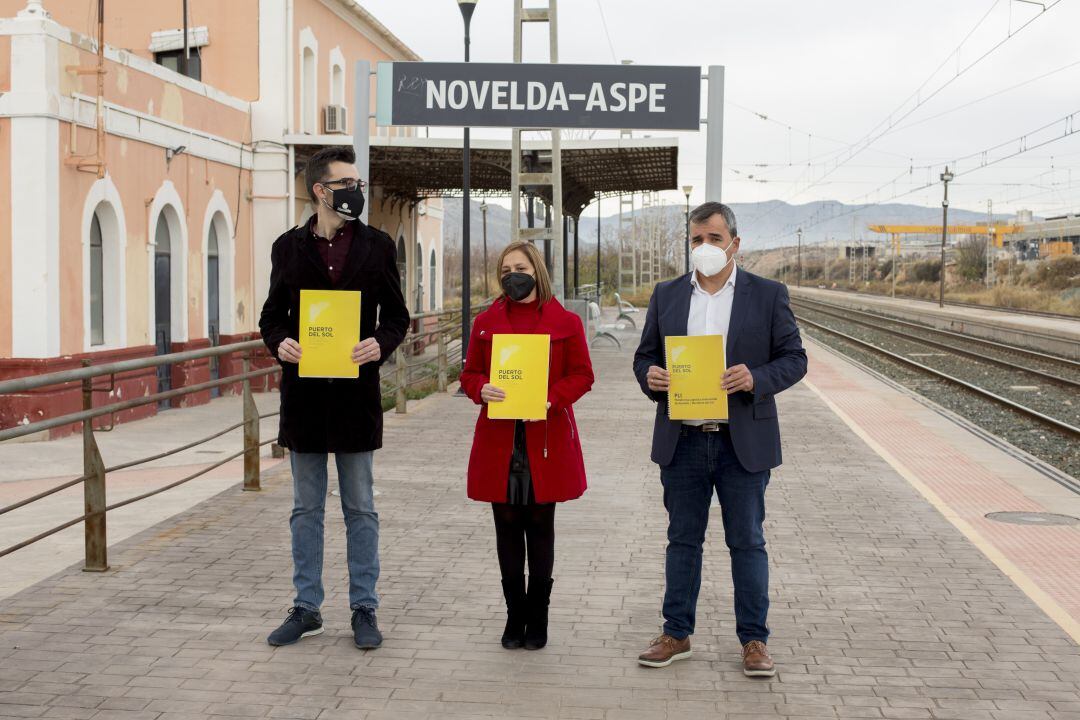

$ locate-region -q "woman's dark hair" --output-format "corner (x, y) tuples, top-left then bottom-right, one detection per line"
(304, 146), (357, 202)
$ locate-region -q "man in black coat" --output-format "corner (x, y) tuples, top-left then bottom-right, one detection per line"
(259, 146), (410, 650)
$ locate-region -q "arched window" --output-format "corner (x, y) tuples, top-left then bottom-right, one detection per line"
(415, 241), (424, 311)
(301, 46), (316, 133)
(429, 248), (437, 310)
(154, 212), (174, 404)
(82, 177), (127, 351)
(397, 235), (406, 289)
(89, 213), (104, 346)
(207, 222), (220, 345)
(202, 193), (235, 340)
(331, 63), (344, 106)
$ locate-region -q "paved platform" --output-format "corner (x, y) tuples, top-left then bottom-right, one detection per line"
(0, 394), (285, 599)
(1, 321), (1079, 719)
(789, 286), (1080, 359)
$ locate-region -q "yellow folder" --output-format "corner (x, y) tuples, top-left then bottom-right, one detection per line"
(487, 334), (551, 420)
(665, 334), (728, 420)
(298, 289), (361, 378)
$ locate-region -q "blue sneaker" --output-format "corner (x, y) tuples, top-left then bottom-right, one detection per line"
(351, 607), (383, 649)
(267, 607), (323, 646)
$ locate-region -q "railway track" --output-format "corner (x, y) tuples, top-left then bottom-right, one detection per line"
(791, 299), (1080, 479)
(800, 286), (1079, 321)
(792, 296), (1080, 387)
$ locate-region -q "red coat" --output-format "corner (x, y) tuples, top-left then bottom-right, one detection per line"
(460, 297), (595, 503)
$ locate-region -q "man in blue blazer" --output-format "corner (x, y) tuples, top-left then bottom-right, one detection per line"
(632, 202), (806, 676)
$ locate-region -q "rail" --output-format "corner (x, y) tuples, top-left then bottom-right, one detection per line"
(795, 313), (1080, 439)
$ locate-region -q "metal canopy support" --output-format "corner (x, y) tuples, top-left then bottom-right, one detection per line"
(639, 191), (651, 287)
(704, 65), (725, 203)
(617, 60), (637, 295)
(511, 0), (564, 299)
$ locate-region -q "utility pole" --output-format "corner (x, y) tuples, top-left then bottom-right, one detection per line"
(796, 227), (802, 288)
(682, 185), (692, 274)
(572, 216), (580, 296)
(891, 233), (899, 298)
(596, 195), (601, 291)
(939, 167), (954, 308)
(986, 198), (993, 287)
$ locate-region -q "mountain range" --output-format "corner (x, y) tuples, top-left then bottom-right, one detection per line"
(440, 198), (1032, 252)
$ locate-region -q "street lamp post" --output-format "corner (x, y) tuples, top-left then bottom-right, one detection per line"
(457, 0), (477, 369)
(939, 166), (953, 308)
(682, 185), (692, 274)
(796, 227), (803, 288)
(479, 200), (489, 297)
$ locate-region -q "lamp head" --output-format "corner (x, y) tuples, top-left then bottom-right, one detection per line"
(940, 168), (954, 183)
(457, 0), (477, 23)
(682, 185), (692, 197)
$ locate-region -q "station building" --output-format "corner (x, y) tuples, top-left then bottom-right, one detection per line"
(0, 0), (443, 434)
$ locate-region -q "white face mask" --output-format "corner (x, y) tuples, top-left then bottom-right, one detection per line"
(691, 241), (734, 277)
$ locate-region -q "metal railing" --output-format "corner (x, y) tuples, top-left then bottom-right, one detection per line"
(383, 301), (492, 414)
(0, 302), (491, 571)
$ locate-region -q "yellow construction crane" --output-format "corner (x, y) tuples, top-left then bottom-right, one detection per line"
(867, 224), (1021, 242)
(866, 224), (1022, 298)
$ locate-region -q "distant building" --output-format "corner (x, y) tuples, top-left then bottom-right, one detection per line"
(0, 0), (443, 434)
(1009, 211), (1080, 261)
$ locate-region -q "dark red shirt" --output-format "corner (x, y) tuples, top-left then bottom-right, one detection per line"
(309, 216), (353, 285)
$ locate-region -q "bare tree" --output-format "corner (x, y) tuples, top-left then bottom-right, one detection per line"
(956, 236), (987, 282)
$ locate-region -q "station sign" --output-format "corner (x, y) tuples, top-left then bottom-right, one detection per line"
(376, 62), (701, 130)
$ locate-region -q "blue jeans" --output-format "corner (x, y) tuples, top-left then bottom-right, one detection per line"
(660, 427), (770, 645)
(289, 451), (379, 612)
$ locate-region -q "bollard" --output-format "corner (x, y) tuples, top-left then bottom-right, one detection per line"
(437, 323), (448, 392)
(242, 356), (260, 491)
(82, 360), (108, 572)
(395, 346), (407, 414)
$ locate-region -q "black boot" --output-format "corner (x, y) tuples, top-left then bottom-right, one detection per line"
(500, 576), (527, 649)
(524, 577), (553, 650)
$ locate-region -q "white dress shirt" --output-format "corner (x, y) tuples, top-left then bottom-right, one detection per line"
(682, 262), (736, 425)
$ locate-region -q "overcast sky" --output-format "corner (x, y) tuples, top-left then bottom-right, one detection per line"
(359, 0), (1079, 229)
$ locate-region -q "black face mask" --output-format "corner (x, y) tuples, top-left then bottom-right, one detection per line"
(323, 185), (365, 219)
(501, 272), (536, 302)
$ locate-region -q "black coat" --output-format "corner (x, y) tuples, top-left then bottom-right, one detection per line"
(259, 219), (410, 453)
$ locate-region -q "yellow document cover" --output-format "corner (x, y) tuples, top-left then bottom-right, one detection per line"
(665, 335), (728, 420)
(298, 289), (361, 379)
(487, 334), (551, 420)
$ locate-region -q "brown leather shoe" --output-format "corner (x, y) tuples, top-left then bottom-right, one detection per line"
(637, 634), (692, 668)
(742, 640), (775, 677)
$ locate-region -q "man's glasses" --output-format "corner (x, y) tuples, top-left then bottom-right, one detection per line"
(320, 178), (366, 192)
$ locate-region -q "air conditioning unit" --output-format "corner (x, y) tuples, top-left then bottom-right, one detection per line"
(324, 105), (347, 134)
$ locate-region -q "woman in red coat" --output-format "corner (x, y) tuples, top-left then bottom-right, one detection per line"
(460, 241), (594, 651)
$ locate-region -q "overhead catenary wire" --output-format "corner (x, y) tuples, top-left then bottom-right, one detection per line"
(747, 0), (1064, 225)
(763, 108), (1080, 242)
(593, 0), (618, 63)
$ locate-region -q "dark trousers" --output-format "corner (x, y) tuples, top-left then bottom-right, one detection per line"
(660, 426), (770, 645)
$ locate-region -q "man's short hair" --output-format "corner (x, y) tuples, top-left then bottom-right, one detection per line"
(304, 146), (357, 203)
(688, 201), (738, 238)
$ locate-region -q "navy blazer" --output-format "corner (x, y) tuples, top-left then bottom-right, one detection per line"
(632, 269), (807, 472)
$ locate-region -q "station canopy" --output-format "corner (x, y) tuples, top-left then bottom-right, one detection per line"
(289, 135), (679, 218)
